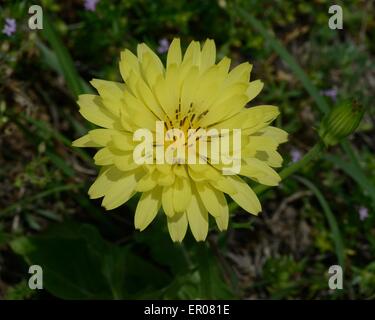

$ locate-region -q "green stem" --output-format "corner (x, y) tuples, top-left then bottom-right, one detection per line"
(196, 243), (212, 299)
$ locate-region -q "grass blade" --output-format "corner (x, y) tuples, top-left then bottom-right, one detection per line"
(0, 184), (80, 218)
(235, 7), (329, 114)
(37, 40), (93, 94)
(41, 14), (85, 98)
(295, 176), (345, 269)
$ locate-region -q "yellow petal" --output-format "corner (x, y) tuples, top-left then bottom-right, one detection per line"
(137, 44), (164, 87)
(188, 164), (221, 181)
(200, 39), (216, 71)
(198, 94), (249, 127)
(164, 64), (180, 112)
(227, 175), (261, 214)
(119, 49), (140, 82)
(258, 126), (288, 144)
(162, 185), (175, 217)
(188, 165), (207, 182)
(124, 91), (158, 130)
(90, 79), (125, 100)
(113, 151), (139, 171)
(134, 187), (161, 231)
(167, 38), (182, 67)
(196, 182), (228, 218)
(245, 136), (278, 155)
(136, 170), (158, 192)
(246, 80), (264, 101)
(88, 166), (122, 199)
(125, 69), (140, 95)
(217, 56), (231, 74)
(215, 207), (229, 231)
(94, 147), (114, 166)
(224, 62), (252, 86)
(211, 82), (248, 108)
(154, 76), (176, 119)
(135, 77), (165, 120)
(111, 132), (135, 151)
(186, 187), (208, 241)
(216, 105), (279, 132)
(101, 169), (140, 210)
(209, 176), (237, 195)
(157, 171), (175, 186)
(241, 158), (281, 186)
(88, 129), (114, 146)
(78, 94), (117, 128)
(192, 66), (222, 114)
(157, 164), (175, 186)
(183, 41), (201, 67)
(167, 212), (188, 242)
(173, 176), (192, 213)
(72, 134), (101, 148)
(173, 164), (189, 178)
(137, 43), (164, 73)
(260, 150), (283, 168)
(120, 108), (135, 132)
(156, 163), (173, 174)
(180, 66), (199, 115)
(242, 105), (280, 132)
(140, 53), (164, 88)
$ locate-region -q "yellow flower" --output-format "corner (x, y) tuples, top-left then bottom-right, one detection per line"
(72, 39), (287, 242)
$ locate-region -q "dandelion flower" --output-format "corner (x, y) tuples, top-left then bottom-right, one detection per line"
(73, 39), (287, 241)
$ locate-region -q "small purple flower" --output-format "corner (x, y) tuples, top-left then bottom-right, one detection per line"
(84, 0), (100, 12)
(290, 148), (302, 163)
(2, 18), (16, 37)
(157, 38), (170, 54)
(358, 207), (369, 221)
(321, 88), (338, 102)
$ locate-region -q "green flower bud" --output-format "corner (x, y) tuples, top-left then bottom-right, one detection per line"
(319, 100), (364, 146)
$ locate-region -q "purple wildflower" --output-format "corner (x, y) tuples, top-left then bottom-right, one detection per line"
(157, 38), (170, 54)
(84, 0), (100, 12)
(2, 18), (16, 37)
(358, 207), (369, 221)
(290, 148), (302, 163)
(321, 88), (338, 102)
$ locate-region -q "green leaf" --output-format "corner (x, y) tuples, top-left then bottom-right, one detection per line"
(10, 222), (171, 299)
(10, 223), (116, 299)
